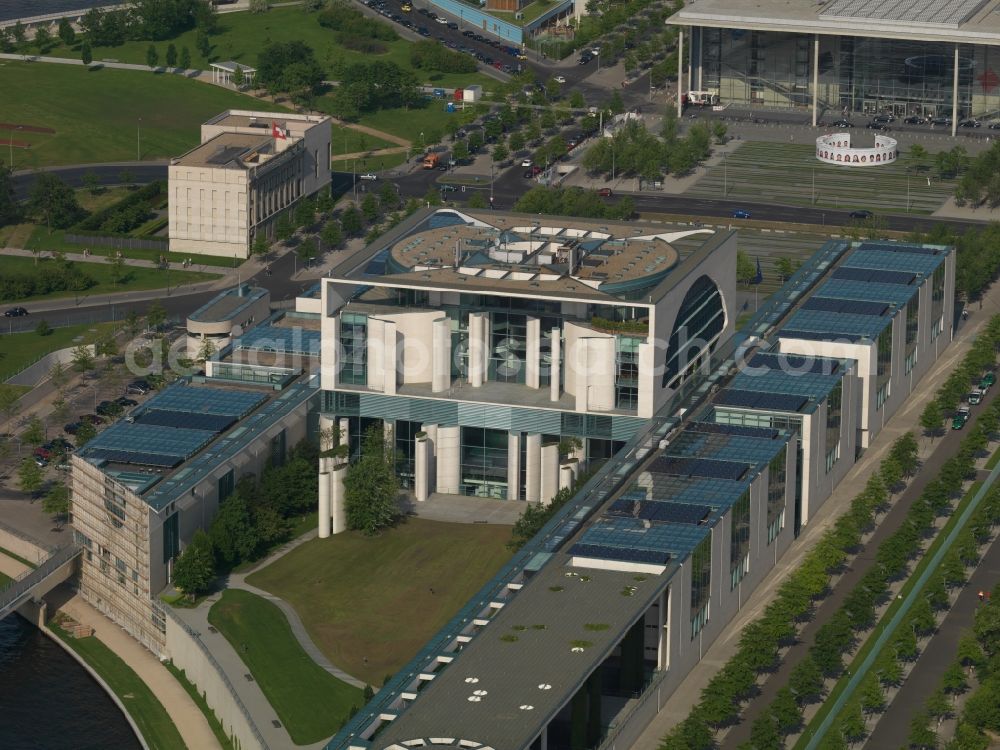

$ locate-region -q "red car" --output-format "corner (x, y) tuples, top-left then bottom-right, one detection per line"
(33, 447), (52, 460)
(597, 187), (613, 197)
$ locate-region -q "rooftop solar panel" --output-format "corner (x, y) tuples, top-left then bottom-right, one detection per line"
(84, 422), (216, 460)
(87, 448), (184, 468)
(137, 410), (236, 433)
(651, 456), (749, 481)
(715, 389), (809, 412)
(803, 297), (889, 317)
(747, 352), (841, 376)
(832, 267), (915, 285)
(236, 325), (321, 356)
(150, 385), (267, 418)
(569, 543), (670, 565)
(688, 421), (780, 439)
(859, 242), (943, 257)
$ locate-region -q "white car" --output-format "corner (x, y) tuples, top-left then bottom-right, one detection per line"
(435, 15), (448, 23)
(554, 75), (566, 84)
(359, 172), (378, 181)
(521, 158), (532, 167)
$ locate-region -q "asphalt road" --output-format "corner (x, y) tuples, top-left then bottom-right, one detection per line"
(721, 337), (1000, 749)
(863, 532), (1000, 747)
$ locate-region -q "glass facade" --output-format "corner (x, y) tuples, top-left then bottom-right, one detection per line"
(931, 264), (946, 340)
(905, 296), (920, 374)
(701, 28), (992, 119)
(729, 490), (751, 589)
(825, 381), (842, 474)
(163, 512), (179, 564)
(460, 426), (509, 499)
(395, 420), (420, 488)
(690, 534), (712, 638)
(875, 325), (893, 410)
(767, 447), (787, 545)
(489, 313), (528, 384)
(616, 336), (642, 410)
(663, 275), (725, 390)
(341, 313), (369, 385)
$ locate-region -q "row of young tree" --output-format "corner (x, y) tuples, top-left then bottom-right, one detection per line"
(954, 141), (1000, 209)
(906, 222), (1000, 304)
(515, 185), (635, 221)
(1, 253), (98, 303)
(921, 315), (1000, 431)
(662, 319), (1000, 749)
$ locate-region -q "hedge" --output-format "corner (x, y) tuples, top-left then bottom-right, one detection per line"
(74, 180), (166, 232)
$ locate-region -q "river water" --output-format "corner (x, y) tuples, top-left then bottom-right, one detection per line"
(0, 0), (124, 23)
(0, 615), (141, 750)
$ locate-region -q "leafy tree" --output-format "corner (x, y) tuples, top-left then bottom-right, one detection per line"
(451, 140), (470, 162)
(748, 711), (780, 749)
(921, 400), (944, 436)
(609, 89), (625, 114)
(859, 673), (885, 715)
(75, 420), (97, 447)
(770, 686), (801, 734)
(379, 181), (399, 211)
(18, 457), (43, 494)
(35, 319), (52, 337)
(789, 656), (825, 704)
(297, 237), (317, 266)
(775, 256), (800, 281)
(344, 425), (400, 535)
(361, 192), (380, 222)
(838, 699), (867, 744)
(196, 337), (217, 362)
(179, 45), (191, 69)
(948, 722), (989, 750)
(210, 489), (259, 568)
(196, 29), (210, 59)
(340, 204), (363, 236)
(492, 142), (509, 163)
(165, 42), (177, 67)
(57, 17), (75, 46)
(942, 661), (968, 700)
(71, 344), (95, 373)
(0, 164), (20, 227)
(275, 213), (294, 243)
(736, 250), (757, 285)
(316, 187), (334, 213)
(956, 631), (984, 672)
(146, 44), (159, 68)
(23, 415), (45, 446)
(42, 481), (71, 526)
(29, 173), (83, 230)
(321, 220), (343, 251)
(146, 300), (167, 333)
(257, 40), (325, 101)
(33, 27), (52, 55)
(294, 197), (316, 229)
(908, 711), (938, 749)
(172, 530), (215, 598)
(81, 40), (93, 65)
(252, 233), (269, 258)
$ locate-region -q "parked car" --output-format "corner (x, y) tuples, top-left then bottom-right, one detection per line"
(126, 380), (150, 395)
(521, 158), (533, 167)
(969, 388), (985, 406)
(3, 307), (28, 317)
(903, 115), (927, 124)
(953, 406), (971, 430)
(832, 119), (853, 128)
(731, 208), (751, 219)
(554, 75), (566, 84)
(960, 118), (982, 128)
(872, 113), (895, 123)
(930, 116), (952, 126)
(439, 184), (459, 192)
(34, 456), (49, 468)
(33, 447), (52, 461)
(78, 414), (104, 426)
(447, 21), (458, 29)
(64, 422), (81, 435)
(866, 122), (890, 131)
(96, 400), (123, 417)
(849, 210), (873, 219)
(597, 187), (613, 197)
(435, 15), (448, 23)
(359, 172), (378, 181)
(47, 437), (75, 453)
(989, 122), (1000, 130)
(981, 371), (996, 390)
(115, 397), (139, 408)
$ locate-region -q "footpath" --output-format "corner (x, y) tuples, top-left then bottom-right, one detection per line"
(632, 285), (1000, 749)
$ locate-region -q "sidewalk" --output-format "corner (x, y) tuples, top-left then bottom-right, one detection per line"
(54, 591), (221, 750)
(631, 289), (1000, 749)
(0, 246), (227, 275)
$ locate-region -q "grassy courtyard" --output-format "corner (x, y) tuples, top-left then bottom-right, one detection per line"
(49, 617), (186, 750)
(0, 60), (288, 168)
(247, 517), (513, 686)
(0, 322), (118, 380)
(1, 255), (218, 303)
(208, 589), (363, 745)
(687, 140), (957, 214)
(41, 6), (497, 91)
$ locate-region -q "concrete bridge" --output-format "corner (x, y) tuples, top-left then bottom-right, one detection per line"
(0, 545), (82, 622)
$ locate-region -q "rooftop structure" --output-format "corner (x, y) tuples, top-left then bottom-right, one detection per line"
(186, 284), (271, 358)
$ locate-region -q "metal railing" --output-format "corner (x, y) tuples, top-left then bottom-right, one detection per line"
(597, 670), (670, 750)
(159, 605), (270, 750)
(64, 233), (168, 252)
(0, 544), (81, 617)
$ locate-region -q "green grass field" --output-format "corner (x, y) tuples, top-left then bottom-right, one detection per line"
(21, 226), (238, 268)
(247, 517), (513, 686)
(1, 255), (218, 303)
(0, 60), (289, 168)
(348, 101), (485, 142)
(331, 150), (408, 173)
(330, 124), (396, 156)
(49, 618), (186, 750)
(208, 589), (362, 744)
(687, 141), (957, 214)
(42, 6), (497, 91)
(0, 322), (118, 380)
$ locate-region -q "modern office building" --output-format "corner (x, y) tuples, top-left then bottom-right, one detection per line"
(70, 319), (319, 654)
(669, 0), (1000, 133)
(317, 208), (736, 508)
(326, 237), (956, 750)
(168, 110), (331, 259)
(185, 284), (271, 359)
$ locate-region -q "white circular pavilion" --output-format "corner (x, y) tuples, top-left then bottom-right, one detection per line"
(815, 132), (898, 167)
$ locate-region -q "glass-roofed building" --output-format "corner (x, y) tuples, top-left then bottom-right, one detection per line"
(317, 207), (737, 511)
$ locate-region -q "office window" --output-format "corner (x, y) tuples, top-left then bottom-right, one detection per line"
(875, 325), (893, 410)
(825, 381), (842, 473)
(905, 297), (919, 374)
(460, 426), (508, 499)
(690, 535), (712, 638)
(930, 263), (946, 340)
(616, 336), (641, 410)
(730, 490), (751, 589)
(488, 312), (528, 384)
(163, 512), (179, 564)
(767, 447), (787, 544)
(340, 313), (369, 385)
(663, 275), (725, 389)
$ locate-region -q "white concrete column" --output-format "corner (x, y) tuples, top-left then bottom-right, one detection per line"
(366, 318), (385, 391)
(559, 463), (574, 492)
(469, 313), (487, 387)
(318, 471), (331, 538)
(526, 317), (541, 389)
(677, 26), (684, 118)
(525, 433), (541, 503)
(697, 26), (704, 90)
(952, 44), (959, 137)
(637, 342), (654, 417)
(415, 434), (430, 502)
(811, 34), (819, 128)
(540, 441), (560, 504)
(330, 459), (348, 534)
(432, 317), (451, 393)
(507, 432), (521, 501)
(436, 425), (461, 495)
(657, 587), (669, 669)
(549, 328), (561, 402)
(383, 320), (398, 396)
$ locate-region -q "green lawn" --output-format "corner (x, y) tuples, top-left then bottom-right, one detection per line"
(49, 618), (186, 750)
(350, 101), (486, 142)
(490, 0), (554, 24)
(331, 150), (408, 173)
(0, 322), (118, 380)
(0, 546), (37, 569)
(21, 227), (238, 268)
(42, 7), (498, 91)
(1, 255), (218, 303)
(0, 60), (289, 169)
(330, 125), (396, 156)
(163, 662), (235, 750)
(247, 517), (513, 686)
(208, 589), (362, 745)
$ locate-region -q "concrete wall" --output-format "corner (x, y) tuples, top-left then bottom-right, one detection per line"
(0, 522), (50, 564)
(165, 614), (266, 750)
(5, 344), (94, 388)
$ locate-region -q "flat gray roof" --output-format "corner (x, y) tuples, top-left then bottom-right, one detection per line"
(188, 285), (268, 324)
(669, 0), (1000, 44)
